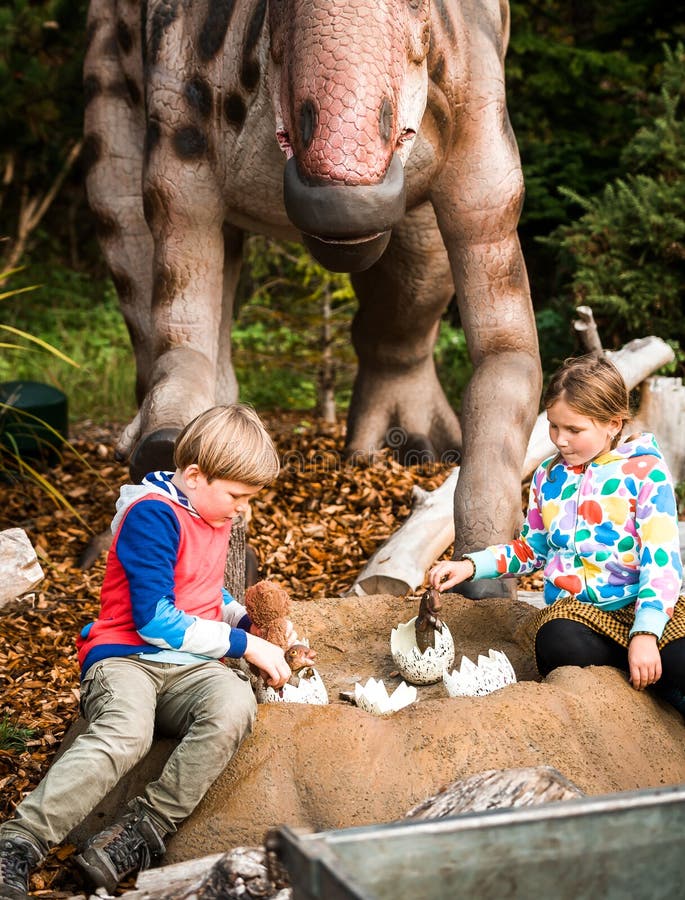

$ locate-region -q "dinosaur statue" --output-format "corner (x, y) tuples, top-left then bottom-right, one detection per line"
(82, 0), (541, 594)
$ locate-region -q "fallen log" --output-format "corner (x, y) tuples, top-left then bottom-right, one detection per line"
(573, 305), (603, 356)
(117, 846), (291, 900)
(347, 467), (460, 596)
(404, 765), (584, 820)
(350, 335), (675, 596)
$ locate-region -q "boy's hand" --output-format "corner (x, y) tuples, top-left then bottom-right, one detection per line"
(428, 559), (474, 592)
(628, 633), (662, 691)
(249, 619), (298, 644)
(244, 633), (291, 689)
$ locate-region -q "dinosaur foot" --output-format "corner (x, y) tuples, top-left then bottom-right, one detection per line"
(128, 428), (181, 483)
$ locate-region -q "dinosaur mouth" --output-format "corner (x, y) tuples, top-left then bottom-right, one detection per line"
(283, 153), (405, 272)
(302, 231), (391, 272)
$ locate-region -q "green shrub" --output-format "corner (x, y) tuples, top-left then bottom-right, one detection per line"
(1, 269), (111, 521)
(0, 715), (34, 753)
(234, 236), (357, 412)
(0, 266), (136, 422)
(434, 322), (472, 413)
(541, 44), (685, 372)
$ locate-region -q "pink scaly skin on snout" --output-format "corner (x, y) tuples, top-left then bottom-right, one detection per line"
(275, 0), (427, 184)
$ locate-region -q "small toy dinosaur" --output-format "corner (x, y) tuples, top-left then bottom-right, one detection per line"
(414, 587), (445, 654)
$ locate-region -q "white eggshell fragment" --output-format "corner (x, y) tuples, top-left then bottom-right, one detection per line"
(255, 668), (328, 705)
(443, 649), (517, 698)
(390, 616), (455, 685)
(354, 677), (417, 715)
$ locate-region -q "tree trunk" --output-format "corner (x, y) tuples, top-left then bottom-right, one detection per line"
(116, 768), (583, 898)
(316, 286), (336, 423)
(0, 141), (82, 279)
(630, 376), (685, 482)
(224, 517), (247, 603)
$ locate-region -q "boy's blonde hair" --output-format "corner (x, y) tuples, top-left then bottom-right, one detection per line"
(543, 355), (631, 436)
(174, 404), (280, 486)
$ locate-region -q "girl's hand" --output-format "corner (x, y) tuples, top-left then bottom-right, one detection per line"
(428, 559), (474, 592)
(628, 633), (662, 691)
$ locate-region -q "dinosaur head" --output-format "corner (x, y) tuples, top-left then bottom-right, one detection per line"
(268, 0), (430, 271)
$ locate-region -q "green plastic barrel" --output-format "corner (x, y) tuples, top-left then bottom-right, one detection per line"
(0, 381), (68, 463)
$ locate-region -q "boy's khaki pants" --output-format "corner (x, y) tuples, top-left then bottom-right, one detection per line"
(0, 656), (257, 856)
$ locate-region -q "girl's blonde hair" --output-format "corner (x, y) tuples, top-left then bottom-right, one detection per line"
(543, 354), (631, 444)
(174, 404), (280, 486)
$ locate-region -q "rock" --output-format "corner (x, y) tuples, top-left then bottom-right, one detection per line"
(0, 527), (44, 609)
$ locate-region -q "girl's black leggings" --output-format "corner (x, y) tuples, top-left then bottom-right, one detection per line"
(535, 618), (685, 700)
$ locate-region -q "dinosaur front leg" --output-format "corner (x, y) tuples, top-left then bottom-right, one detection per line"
(118, 149), (226, 479)
(347, 202), (462, 462)
(448, 234), (541, 598)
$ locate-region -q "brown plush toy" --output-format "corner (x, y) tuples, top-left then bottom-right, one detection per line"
(243, 580), (317, 683)
(244, 579), (292, 649)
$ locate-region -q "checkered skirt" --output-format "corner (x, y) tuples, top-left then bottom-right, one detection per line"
(530, 595), (685, 650)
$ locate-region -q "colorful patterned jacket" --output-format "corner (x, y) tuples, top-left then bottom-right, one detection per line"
(466, 433), (682, 639)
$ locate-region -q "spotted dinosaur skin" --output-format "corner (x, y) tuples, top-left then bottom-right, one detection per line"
(82, 0), (541, 586)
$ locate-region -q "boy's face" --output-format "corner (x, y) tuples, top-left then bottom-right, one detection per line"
(176, 466), (262, 527)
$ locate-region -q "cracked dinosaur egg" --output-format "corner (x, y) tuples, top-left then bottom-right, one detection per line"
(254, 668), (329, 705)
(390, 616), (455, 685)
(443, 649), (517, 697)
(354, 677), (417, 715)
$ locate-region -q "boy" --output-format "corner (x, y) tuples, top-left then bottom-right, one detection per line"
(0, 405), (292, 900)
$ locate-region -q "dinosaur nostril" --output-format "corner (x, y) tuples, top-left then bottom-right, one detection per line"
(300, 99), (317, 149)
(379, 97), (394, 144)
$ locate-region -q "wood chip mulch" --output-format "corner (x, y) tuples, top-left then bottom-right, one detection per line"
(0, 412), (464, 896)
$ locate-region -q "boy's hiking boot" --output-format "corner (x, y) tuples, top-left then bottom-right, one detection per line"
(0, 835), (41, 900)
(75, 811), (166, 892)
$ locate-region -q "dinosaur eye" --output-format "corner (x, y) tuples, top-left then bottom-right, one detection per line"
(379, 98), (393, 143)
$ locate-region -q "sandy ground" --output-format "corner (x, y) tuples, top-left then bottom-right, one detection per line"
(60, 593), (685, 866)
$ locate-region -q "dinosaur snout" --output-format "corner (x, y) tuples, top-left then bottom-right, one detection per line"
(283, 153), (406, 272)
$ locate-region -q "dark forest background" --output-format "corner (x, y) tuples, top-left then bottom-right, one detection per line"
(1, 0), (684, 423)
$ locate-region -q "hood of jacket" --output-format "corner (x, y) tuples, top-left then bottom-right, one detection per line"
(110, 471), (199, 534)
(588, 431), (665, 469)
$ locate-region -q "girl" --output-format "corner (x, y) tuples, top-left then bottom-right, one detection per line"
(429, 355), (685, 703)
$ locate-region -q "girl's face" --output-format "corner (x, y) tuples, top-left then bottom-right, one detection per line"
(546, 398), (622, 467)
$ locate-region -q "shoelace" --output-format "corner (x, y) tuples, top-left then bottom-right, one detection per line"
(101, 824), (150, 875)
(0, 840), (31, 885)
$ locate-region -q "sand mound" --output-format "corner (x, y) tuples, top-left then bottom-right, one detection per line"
(65, 594), (685, 863)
